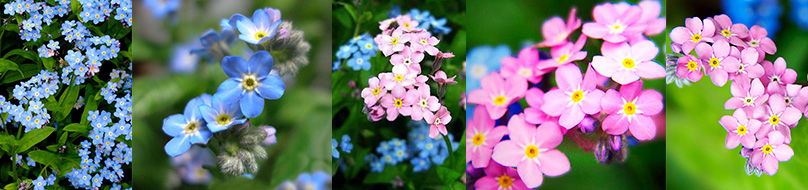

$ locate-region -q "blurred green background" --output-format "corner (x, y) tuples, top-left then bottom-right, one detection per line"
(666, 0), (808, 189)
(331, 0), (467, 189)
(132, 0), (332, 189)
(468, 0), (667, 189)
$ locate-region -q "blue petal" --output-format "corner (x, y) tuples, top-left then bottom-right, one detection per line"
(256, 75), (285, 100)
(198, 105), (218, 128)
(165, 136), (191, 157)
(216, 79), (244, 104)
(240, 91), (264, 118)
(221, 29), (236, 45)
(199, 93), (213, 106)
(221, 55), (248, 78)
(188, 128), (212, 144)
(199, 29), (220, 48)
(184, 96), (205, 121)
(162, 114), (186, 137)
(252, 9), (271, 30)
(228, 14), (247, 31)
(238, 34), (259, 45)
(236, 17), (257, 34)
(248, 51), (273, 78)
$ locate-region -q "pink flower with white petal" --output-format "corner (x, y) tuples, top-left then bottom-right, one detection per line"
(424, 106), (451, 138)
(431, 70), (457, 85)
(414, 75), (429, 88)
(761, 57), (797, 94)
(501, 47), (543, 84)
(396, 15), (419, 32)
(582, 3), (646, 43)
(710, 14), (748, 45)
(728, 48), (765, 80)
(669, 16), (715, 54)
(591, 40), (665, 85)
(468, 72), (528, 120)
(750, 131), (794, 176)
(379, 18), (395, 31)
(600, 80), (662, 140)
(542, 64), (605, 129)
(675, 54), (703, 82)
(390, 47), (424, 73)
(360, 76), (387, 106)
(406, 86), (439, 121)
(744, 25), (777, 61)
(466, 108), (508, 168)
(379, 28), (411, 56)
(724, 77), (768, 112)
(380, 67), (416, 90)
(694, 39), (739, 87)
(524, 88), (551, 125)
(537, 8), (581, 47)
(410, 30), (440, 56)
(754, 94), (801, 144)
(719, 108), (761, 149)
(367, 105), (385, 121)
(537, 35), (588, 72)
(638, 0), (666, 35)
(474, 160), (530, 190)
(492, 115), (569, 189)
(380, 87), (414, 121)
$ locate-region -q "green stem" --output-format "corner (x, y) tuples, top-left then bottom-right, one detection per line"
(352, 0), (366, 37)
(442, 135), (452, 160)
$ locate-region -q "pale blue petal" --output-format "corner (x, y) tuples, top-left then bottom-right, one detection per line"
(221, 55), (248, 78)
(184, 96), (205, 120)
(252, 9), (271, 30)
(162, 114), (186, 137)
(216, 79), (244, 104)
(228, 14), (247, 31)
(165, 136), (191, 157)
(238, 34), (259, 45)
(189, 128), (212, 144)
(199, 30), (220, 48)
(240, 91), (264, 118)
(256, 75), (285, 100)
(248, 51), (273, 78)
(198, 105), (218, 127)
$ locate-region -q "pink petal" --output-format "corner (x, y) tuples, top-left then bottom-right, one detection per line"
(630, 115), (656, 140)
(669, 27), (691, 44)
(581, 90), (604, 114)
(474, 177), (501, 190)
(630, 40), (658, 61)
(471, 146), (493, 168)
(761, 156), (779, 176)
(740, 134), (756, 149)
(591, 56), (618, 77)
(517, 159), (543, 189)
(536, 121), (563, 149)
(555, 64), (583, 90)
(538, 149), (570, 176)
(710, 70), (728, 87)
(773, 144), (794, 161)
(635, 61), (666, 79)
(582, 23), (608, 39)
(559, 104), (584, 129)
(635, 90), (663, 115)
(741, 48), (759, 64)
(685, 17), (703, 34)
(612, 69), (640, 85)
(601, 89), (624, 113)
(725, 133), (740, 149)
(759, 37), (777, 54)
(492, 141), (523, 167)
(541, 89), (569, 116)
(602, 114), (629, 135)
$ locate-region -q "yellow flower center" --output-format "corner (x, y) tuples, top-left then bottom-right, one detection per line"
(737, 125), (747, 135)
(558, 54), (569, 63)
(394, 74), (404, 82)
(525, 145), (539, 158)
(571, 90), (584, 103)
(372, 87), (381, 96)
(721, 29), (731, 37)
(517, 68), (532, 78)
(242, 75), (258, 91)
(217, 114), (231, 125)
(420, 39), (428, 45)
(692, 34), (702, 42)
(709, 58), (720, 68)
(762, 145), (773, 154)
(609, 23), (625, 34)
(749, 39), (759, 47)
(472, 133), (484, 146)
(770, 115), (779, 125)
(493, 96), (506, 106)
(419, 99), (428, 108)
(687, 60), (698, 71)
(391, 38), (399, 45)
(254, 31), (267, 41)
(623, 102), (636, 115)
(622, 58), (635, 68)
(497, 174), (514, 188)
(184, 121), (199, 134)
(394, 98), (403, 107)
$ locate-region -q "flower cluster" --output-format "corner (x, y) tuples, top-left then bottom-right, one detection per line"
(276, 171), (331, 190)
(388, 7), (451, 35)
(668, 14), (799, 176)
(467, 1), (665, 188)
(366, 121), (458, 173)
(360, 13), (457, 138)
(162, 7), (311, 180)
(332, 134), (353, 159)
(334, 33), (378, 71)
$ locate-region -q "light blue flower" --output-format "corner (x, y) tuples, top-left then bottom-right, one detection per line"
(411, 157), (430, 172)
(33, 176), (46, 190)
(332, 138), (339, 159)
(230, 9), (282, 44)
(215, 51), (285, 118)
(466, 45), (511, 93)
(346, 53), (371, 71)
(199, 95), (246, 133)
(163, 95), (213, 157)
(340, 134), (353, 153)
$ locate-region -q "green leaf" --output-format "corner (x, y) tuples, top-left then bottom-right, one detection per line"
(58, 131), (68, 145)
(2, 49), (39, 64)
(0, 58), (21, 75)
(71, 0), (82, 23)
(55, 84), (81, 120)
(1, 63), (40, 84)
(4, 183), (16, 190)
(28, 150), (57, 166)
(0, 134), (17, 154)
(63, 123), (90, 134)
(80, 86), (98, 125)
(41, 57), (55, 72)
(436, 166), (462, 185)
(18, 127), (55, 153)
(336, 2), (358, 21)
